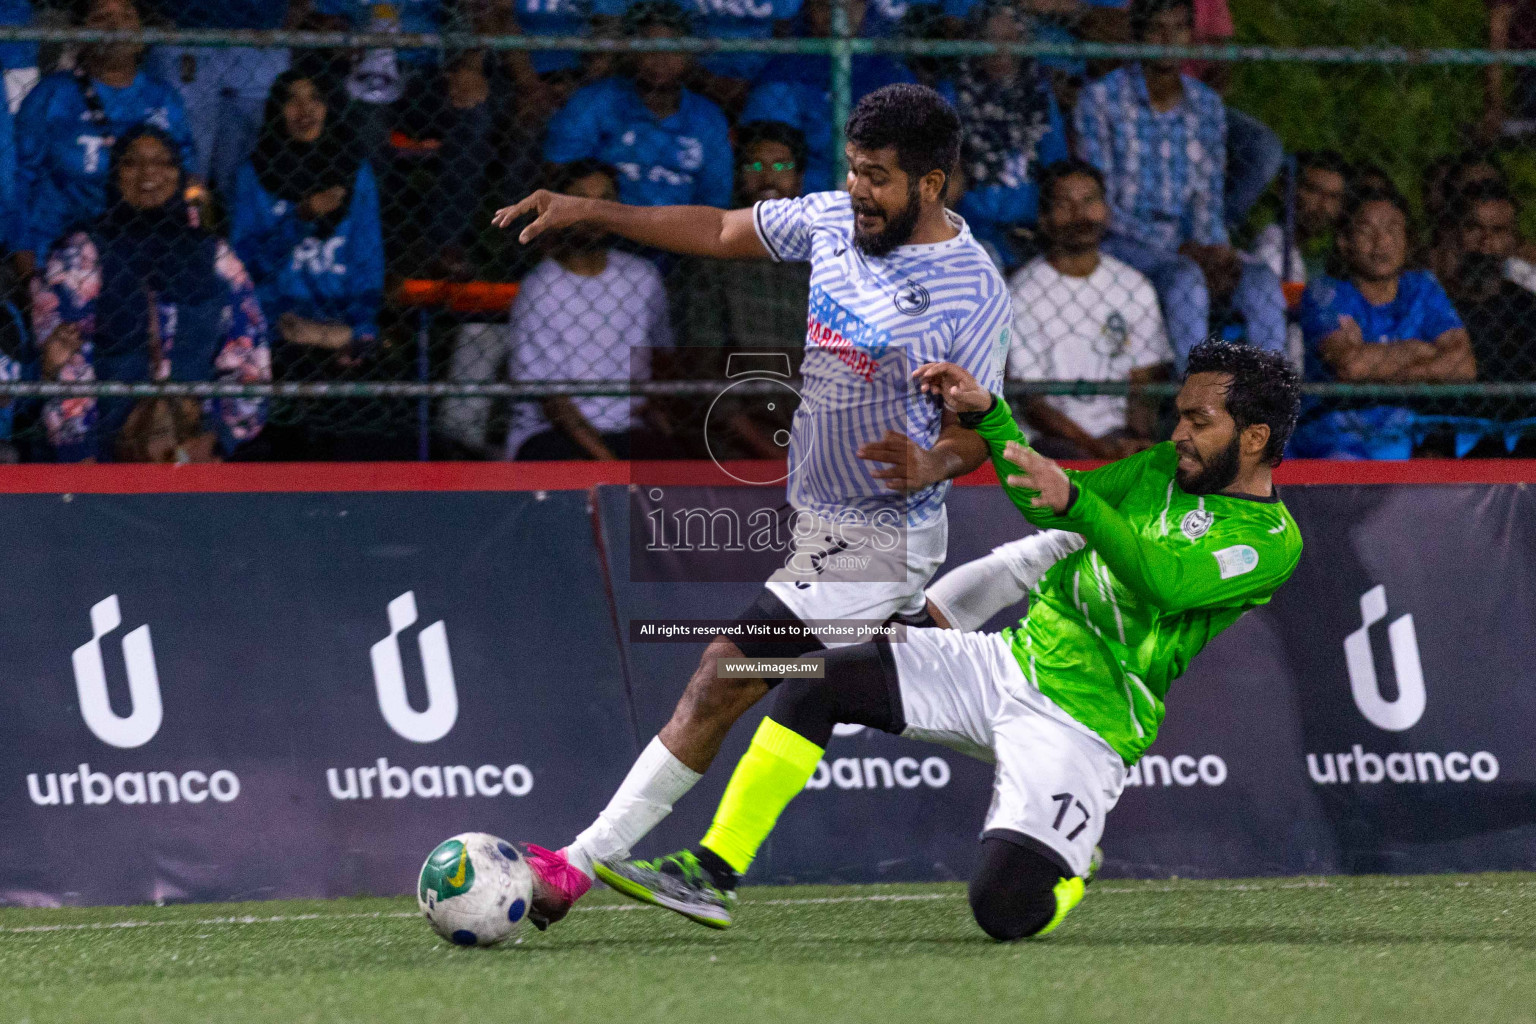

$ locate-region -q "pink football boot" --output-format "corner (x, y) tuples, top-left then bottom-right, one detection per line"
(524, 844), (593, 930)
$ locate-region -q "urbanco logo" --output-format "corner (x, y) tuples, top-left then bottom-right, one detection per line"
(1305, 585), (1497, 787)
(72, 595), (162, 749)
(371, 592), (458, 743)
(1344, 585), (1426, 732)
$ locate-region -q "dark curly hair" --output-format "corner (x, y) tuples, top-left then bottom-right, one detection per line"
(1038, 158), (1106, 216)
(1185, 341), (1301, 466)
(844, 84), (961, 188)
(736, 120), (809, 170)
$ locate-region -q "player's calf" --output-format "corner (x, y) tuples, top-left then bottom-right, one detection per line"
(968, 837), (1084, 941)
(658, 637), (773, 771)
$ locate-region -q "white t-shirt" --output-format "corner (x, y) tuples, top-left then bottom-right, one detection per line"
(504, 251), (673, 458)
(1006, 253), (1171, 440)
(754, 191), (1009, 526)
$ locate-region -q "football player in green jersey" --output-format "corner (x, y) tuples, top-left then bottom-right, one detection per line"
(595, 341), (1304, 939)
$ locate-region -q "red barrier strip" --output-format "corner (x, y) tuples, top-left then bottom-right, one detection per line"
(0, 459), (1533, 494)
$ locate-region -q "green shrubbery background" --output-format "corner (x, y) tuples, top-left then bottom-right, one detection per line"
(1229, 0), (1536, 237)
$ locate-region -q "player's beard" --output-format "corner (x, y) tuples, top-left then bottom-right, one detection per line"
(854, 183), (922, 258)
(1176, 433), (1242, 495)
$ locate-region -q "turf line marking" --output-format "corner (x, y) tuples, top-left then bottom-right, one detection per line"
(0, 895), (963, 933)
(4, 878), (1527, 934)
(0, 911), (420, 935)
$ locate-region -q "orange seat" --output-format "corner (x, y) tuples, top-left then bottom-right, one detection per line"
(395, 280), (521, 314)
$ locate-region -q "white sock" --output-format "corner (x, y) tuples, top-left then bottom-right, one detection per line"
(565, 736), (702, 878)
(925, 530), (1085, 632)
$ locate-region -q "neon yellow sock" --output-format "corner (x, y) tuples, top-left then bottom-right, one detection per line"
(700, 717), (825, 875)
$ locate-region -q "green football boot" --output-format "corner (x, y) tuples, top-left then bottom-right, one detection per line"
(594, 849), (739, 929)
(1034, 847), (1102, 939)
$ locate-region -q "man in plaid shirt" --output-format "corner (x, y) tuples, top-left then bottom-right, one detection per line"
(1074, 0), (1285, 373)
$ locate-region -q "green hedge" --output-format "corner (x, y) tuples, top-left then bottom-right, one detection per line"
(1227, 0), (1536, 232)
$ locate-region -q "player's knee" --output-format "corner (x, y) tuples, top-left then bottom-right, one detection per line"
(968, 877), (1056, 941)
(969, 837), (1065, 941)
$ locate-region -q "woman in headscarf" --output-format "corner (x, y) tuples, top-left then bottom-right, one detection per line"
(29, 124), (270, 462)
(15, 0), (196, 272)
(230, 70), (384, 379)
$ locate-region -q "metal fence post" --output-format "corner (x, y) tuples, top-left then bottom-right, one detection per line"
(830, 0), (852, 188)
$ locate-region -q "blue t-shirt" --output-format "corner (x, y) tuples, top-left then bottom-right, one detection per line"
(313, 0), (444, 65)
(860, 0), (939, 37)
(741, 55), (916, 193)
(514, 0), (629, 74)
(544, 78), (733, 208)
(0, 95), (16, 252)
(651, 0), (803, 79)
(16, 71), (196, 257)
(1293, 271), (1465, 459)
(151, 0), (288, 29)
(229, 161), (386, 343)
(1298, 271), (1463, 383)
(0, 0), (35, 73)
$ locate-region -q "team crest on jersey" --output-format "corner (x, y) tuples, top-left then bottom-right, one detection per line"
(1180, 508), (1214, 541)
(894, 282), (930, 316)
(1100, 311), (1129, 355)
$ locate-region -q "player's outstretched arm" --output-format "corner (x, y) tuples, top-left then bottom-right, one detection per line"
(492, 191), (769, 260)
(913, 362), (1071, 529)
(914, 361), (1162, 511)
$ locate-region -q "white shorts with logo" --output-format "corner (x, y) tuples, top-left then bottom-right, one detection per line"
(890, 626), (1128, 878)
(765, 507), (948, 647)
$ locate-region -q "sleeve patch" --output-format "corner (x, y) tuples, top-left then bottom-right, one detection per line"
(1213, 544), (1259, 580)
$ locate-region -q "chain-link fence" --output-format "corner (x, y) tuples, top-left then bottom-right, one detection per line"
(0, 0), (1532, 463)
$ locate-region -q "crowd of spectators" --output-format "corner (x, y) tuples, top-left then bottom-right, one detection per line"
(0, 0), (1526, 462)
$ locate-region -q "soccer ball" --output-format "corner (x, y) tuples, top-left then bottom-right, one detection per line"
(417, 832), (534, 947)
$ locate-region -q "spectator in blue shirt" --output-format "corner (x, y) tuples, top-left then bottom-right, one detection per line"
(147, 0), (292, 201)
(505, 0), (629, 79)
(544, 1), (733, 209)
(312, 0), (446, 69)
(947, 3), (1068, 271)
(651, 0), (803, 110)
(15, 0), (195, 271)
(0, 92), (17, 255)
(230, 71), (385, 380)
(740, 0), (916, 193)
(1073, 0), (1284, 372)
(0, 0), (38, 115)
(1295, 187), (1476, 460)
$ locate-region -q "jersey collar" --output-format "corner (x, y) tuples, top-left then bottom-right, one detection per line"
(882, 208), (973, 259)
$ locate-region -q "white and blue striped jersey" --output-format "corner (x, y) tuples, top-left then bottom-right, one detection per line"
(753, 190), (1010, 526)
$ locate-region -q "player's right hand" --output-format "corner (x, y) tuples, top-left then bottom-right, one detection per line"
(912, 362), (992, 413)
(491, 190), (586, 244)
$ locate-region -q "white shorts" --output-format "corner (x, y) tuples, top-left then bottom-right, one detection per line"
(765, 507), (947, 647)
(890, 626), (1127, 878)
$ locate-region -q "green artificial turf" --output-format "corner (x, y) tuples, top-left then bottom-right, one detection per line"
(2, 874), (1534, 1024)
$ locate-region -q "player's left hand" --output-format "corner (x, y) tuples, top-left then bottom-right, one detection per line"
(911, 362), (992, 413)
(1001, 441), (1073, 513)
(858, 430), (946, 492)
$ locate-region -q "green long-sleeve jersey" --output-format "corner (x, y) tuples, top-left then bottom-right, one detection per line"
(973, 398), (1303, 764)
